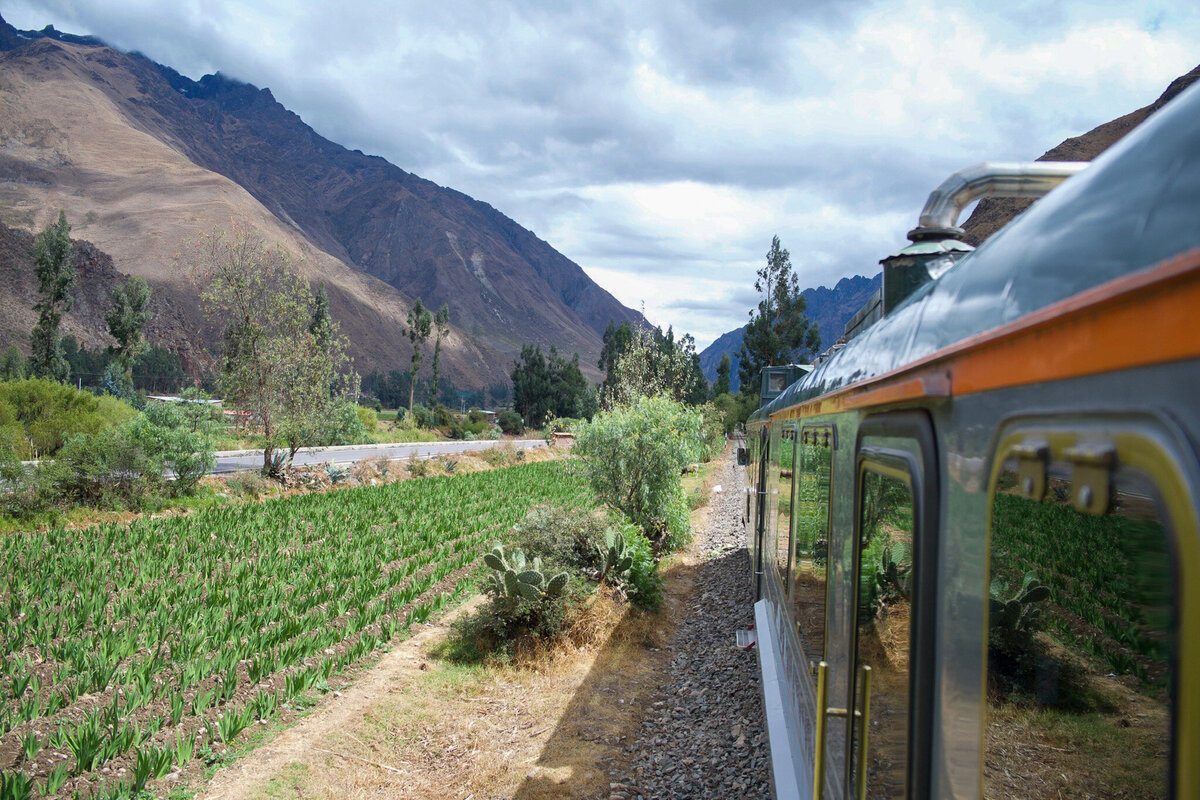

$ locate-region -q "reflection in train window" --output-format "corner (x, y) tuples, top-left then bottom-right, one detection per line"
(775, 428), (797, 589)
(854, 469), (914, 800)
(985, 467), (1174, 800)
(792, 432), (832, 661)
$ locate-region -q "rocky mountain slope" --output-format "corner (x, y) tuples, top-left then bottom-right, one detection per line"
(698, 274), (881, 392)
(0, 15), (641, 386)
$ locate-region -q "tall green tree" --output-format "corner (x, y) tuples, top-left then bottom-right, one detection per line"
(0, 345), (26, 381)
(511, 344), (594, 428)
(429, 303), (450, 404)
(310, 283), (331, 348)
(404, 299), (433, 413)
(104, 276), (153, 389)
(737, 235), (820, 398)
(186, 226), (355, 474)
(712, 352), (732, 397)
(600, 323), (707, 409)
(30, 211), (75, 382)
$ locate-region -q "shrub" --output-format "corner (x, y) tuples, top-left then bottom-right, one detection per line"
(142, 402), (217, 494)
(512, 505), (663, 610)
(355, 405), (378, 435)
(514, 504), (607, 574)
(479, 443), (524, 468)
(56, 406), (216, 505)
(410, 403), (434, 429)
(573, 395), (704, 551)
(496, 409), (524, 435)
(448, 408), (496, 440)
(225, 470), (268, 499)
(323, 399), (367, 445)
(0, 378), (130, 458)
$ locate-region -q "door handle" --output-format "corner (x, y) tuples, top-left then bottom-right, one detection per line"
(812, 662), (872, 800)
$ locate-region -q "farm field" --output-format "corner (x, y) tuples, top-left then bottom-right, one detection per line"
(0, 461), (591, 800)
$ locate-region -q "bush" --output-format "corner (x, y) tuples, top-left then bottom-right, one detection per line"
(57, 406), (216, 504)
(0, 378), (133, 458)
(514, 504), (607, 575)
(323, 400), (367, 446)
(225, 469), (269, 499)
(573, 395), (704, 551)
(450, 579), (589, 662)
(410, 403), (434, 429)
(355, 405), (378, 435)
(513, 504), (663, 611)
(448, 408), (496, 440)
(496, 409), (524, 435)
(141, 403), (217, 494)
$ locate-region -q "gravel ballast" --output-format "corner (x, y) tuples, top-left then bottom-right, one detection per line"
(611, 450), (773, 799)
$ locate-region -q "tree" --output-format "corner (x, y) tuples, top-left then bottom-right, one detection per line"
(185, 226), (356, 475)
(511, 344), (594, 428)
(0, 345), (26, 381)
(429, 303), (450, 404)
(404, 299), (433, 414)
(30, 211), (75, 382)
(599, 321), (635, 391)
(600, 323), (707, 409)
(104, 275), (153, 394)
(310, 283), (331, 348)
(713, 352), (732, 397)
(737, 235), (820, 398)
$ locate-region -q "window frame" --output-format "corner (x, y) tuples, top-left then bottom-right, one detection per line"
(847, 410), (939, 800)
(985, 419), (1200, 798)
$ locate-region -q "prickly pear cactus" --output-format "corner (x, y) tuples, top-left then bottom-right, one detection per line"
(482, 543), (568, 604)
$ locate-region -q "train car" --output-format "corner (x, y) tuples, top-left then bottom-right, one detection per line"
(741, 78), (1200, 799)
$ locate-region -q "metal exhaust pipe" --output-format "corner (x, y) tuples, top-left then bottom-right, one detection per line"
(908, 160), (1089, 242)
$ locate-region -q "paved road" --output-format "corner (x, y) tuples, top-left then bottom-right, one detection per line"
(210, 439), (550, 475)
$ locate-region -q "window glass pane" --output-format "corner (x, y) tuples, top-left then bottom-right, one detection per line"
(776, 430), (796, 587)
(792, 436), (831, 660)
(986, 467), (1173, 800)
(855, 469), (914, 800)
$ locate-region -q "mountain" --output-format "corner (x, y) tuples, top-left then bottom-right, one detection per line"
(698, 274), (882, 392)
(0, 16), (642, 387)
(962, 64), (1200, 244)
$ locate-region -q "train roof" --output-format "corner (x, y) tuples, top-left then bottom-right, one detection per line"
(752, 78), (1200, 424)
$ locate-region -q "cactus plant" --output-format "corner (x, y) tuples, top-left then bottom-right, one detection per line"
(595, 529), (635, 583)
(989, 572), (1051, 634)
(483, 544), (568, 604)
(874, 540), (912, 602)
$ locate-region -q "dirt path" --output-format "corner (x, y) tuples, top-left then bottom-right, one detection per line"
(198, 596), (488, 800)
(195, 450), (755, 800)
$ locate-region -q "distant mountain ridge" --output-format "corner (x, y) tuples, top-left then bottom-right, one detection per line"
(698, 273), (881, 392)
(0, 15), (642, 387)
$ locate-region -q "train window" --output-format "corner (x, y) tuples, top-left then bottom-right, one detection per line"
(775, 427), (798, 589)
(792, 428), (832, 661)
(853, 467), (915, 800)
(985, 462), (1175, 799)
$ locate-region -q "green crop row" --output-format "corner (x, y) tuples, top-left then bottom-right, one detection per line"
(0, 460), (591, 799)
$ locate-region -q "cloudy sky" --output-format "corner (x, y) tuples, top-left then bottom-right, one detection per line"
(3, 1), (1198, 348)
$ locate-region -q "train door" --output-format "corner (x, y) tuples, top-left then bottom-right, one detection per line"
(815, 412), (936, 800)
(981, 420), (1200, 799)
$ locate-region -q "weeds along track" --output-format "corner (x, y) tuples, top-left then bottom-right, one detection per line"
(0, 461), (592, 799)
